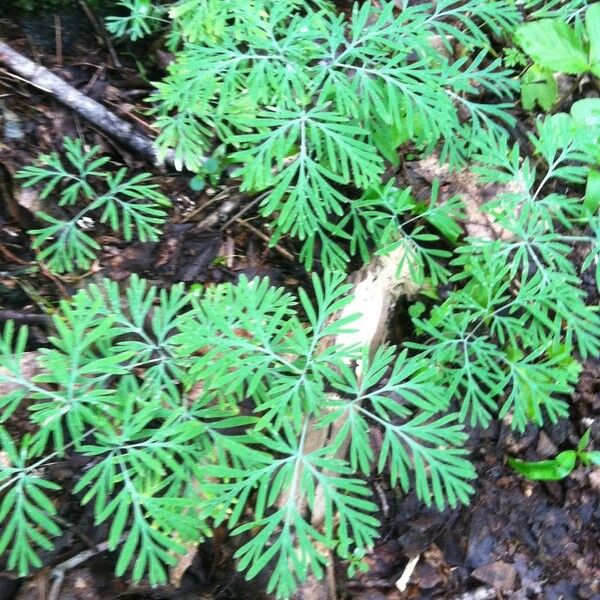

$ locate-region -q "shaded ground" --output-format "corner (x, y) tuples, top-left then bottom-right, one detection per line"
(0, 6), (599, 600)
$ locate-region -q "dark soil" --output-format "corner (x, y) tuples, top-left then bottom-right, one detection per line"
(0, 6), (599, 600)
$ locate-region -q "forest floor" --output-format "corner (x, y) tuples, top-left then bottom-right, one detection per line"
(0, 5), (599, 600)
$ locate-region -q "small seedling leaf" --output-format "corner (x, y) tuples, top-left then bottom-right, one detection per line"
(508, 450), (577, 481)
(577, 429), (591, 452)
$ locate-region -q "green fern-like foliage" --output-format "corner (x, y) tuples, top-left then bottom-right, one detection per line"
(109, 0), (520, 268)
(107, 0), (335, 46)
(0, 274), (475, 597)
(6, 2), (600, 596)
(16, 138), (170, 273)
(407, 112), (600, 431)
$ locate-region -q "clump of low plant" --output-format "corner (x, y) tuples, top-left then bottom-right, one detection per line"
(408, 113), (600, 431)
(16, 138), (170, 273)
(0, 274), (475, 597)
(3, 1), (600, 598)
(111, 0), (521, 268)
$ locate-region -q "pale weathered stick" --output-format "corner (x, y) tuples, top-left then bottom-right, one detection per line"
(48, 533), (129, 600)
(291, 246), (420, 600)
(309, 245), (420, 528)
(0, 41), (177, 167)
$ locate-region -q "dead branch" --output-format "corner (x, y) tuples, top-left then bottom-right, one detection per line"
(291, 246), (421, 600)
(0, 41), (178, 167)
(0, 310), (50, 326)
(76, 0), (122, 68)
(48, 533), (129, 600)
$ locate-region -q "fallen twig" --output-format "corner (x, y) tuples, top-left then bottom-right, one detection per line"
(0, 310), (50, 326)
(236, 219), (295, 262)
(0, 41), (177, 167)
(77, 0), (122, 68)
(0, 241), (30, 265)
(218, 190), (270, 231)
(48, 533), (129, 600)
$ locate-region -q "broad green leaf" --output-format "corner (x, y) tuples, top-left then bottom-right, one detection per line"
(585, 169), (600, 215)
(521, 65), (558, 111)
(515, 19), (588, 74)
(571, 98), (600, 131)
(586, 3), (600, 77)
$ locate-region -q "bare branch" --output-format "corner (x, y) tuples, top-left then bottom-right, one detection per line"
(0, 41), (179, 167)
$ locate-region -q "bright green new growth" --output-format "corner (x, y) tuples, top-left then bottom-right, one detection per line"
(0, 273), (475, 597)
(16, 138), (170, 273)
(508, 429), (600, 482)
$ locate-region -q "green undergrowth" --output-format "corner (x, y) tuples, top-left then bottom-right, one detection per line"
(142, 0), (520, 268)
(0, 273), (476, 595)
(15, 137), (170, 273)
(1, 0), (600, 598)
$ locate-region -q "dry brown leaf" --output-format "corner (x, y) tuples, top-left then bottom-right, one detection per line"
(169, 542), (198, 588)
(0, 351), (41, 397)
